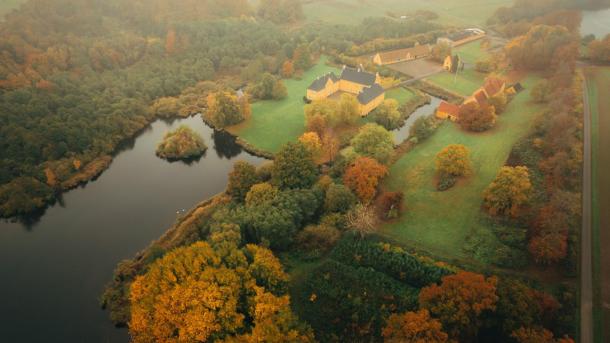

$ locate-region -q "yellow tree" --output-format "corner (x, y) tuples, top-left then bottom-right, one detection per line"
(483, 166), (532, 217)
(128, 231), (305, 343)
(298, 132), (322, 159)
(382, 309), (449, 343)
(435, 144), (472, 177)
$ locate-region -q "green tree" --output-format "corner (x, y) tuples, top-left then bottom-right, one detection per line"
(228, 161), (261, 202)
(336, 93), (361, 126)
(245, 182), (279, 207)
(272, 142), (318, 190)
(206, 91), (249, 128)
(324, 183), (356, 213)
(483, 166), (532, 217)
(373, 99), (401, 130)
(351, 123), (394, 164)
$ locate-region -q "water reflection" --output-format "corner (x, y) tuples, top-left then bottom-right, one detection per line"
(213, 129), (243, 159)
(0, 115), (266, 342)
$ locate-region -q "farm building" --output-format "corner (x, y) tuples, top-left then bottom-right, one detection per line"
(464, 76), (506, 105)
(443, 54), (463, 73)
(506, 82), (524, 95)
(437, 28), (485, 47)
(372, 44), (431, 66)
(306, 66), (385, 116)
(436, 101), (461, 121)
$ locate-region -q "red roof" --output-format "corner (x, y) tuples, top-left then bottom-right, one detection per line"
(473, 89), (488, 104)
(483, 77), (504, 97)
(437, 101), (460, 117)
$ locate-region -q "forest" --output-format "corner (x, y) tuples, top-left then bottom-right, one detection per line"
(0, 0), (604, 341)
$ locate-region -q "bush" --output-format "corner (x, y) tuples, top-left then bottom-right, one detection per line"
(376, 191), (404, 219)
(296, 224), (341, 253)
(330, 237), (453, 288)
(300, 260), (418, 342)
(324, 183), (357, 213)
(437, 174), (456, 191)
(410, 116), (438, 141)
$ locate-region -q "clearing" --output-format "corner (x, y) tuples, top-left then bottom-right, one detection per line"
(380, 75), (543, 262)
(424, 40), (493, 96)
(386, 58), (443, 79)
(303, 0), (513, 27)
(230, 57), (417, 154)
(584, 66), (610, 343)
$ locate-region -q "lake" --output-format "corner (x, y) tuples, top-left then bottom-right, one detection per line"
(581, 8), (610, 37)
(0, 115), (265, 342)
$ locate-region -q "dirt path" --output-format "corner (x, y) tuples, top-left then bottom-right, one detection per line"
(582, 78), (594, 343)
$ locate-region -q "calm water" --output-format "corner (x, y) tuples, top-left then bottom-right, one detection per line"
(392, 95), (442, 144)
(0, 115), (265, 342)
(581, 8), (610, 37)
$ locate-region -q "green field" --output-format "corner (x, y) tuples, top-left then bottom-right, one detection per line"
(229, 58), (339, 153)
(231, 59), (417, 153)
(303, 0), (512, 27)
(585, 66), (610, 343)
(381, 76), (542, 260)
(425, 69), (486, 96)
(0, 0), (24, 18)
(424, 40), (492, 96)
(455, 39), (491, 65)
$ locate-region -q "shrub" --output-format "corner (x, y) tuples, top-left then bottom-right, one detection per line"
(324, 183), (356, 213)
(296, 224), (341, 253)
(410, 116), (438, 141)
(437, 174), (457, 191)
(376, 191), (404, 219)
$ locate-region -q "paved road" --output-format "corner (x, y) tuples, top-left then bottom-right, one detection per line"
(581, 78), (594, 343)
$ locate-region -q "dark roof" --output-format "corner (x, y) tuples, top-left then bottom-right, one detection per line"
(340, 67), (376, 87)
(357, 84), (384, 105)
(307, 72), (339, 91)
(447, 30), (477, 42)
(511, 82), (524, 92)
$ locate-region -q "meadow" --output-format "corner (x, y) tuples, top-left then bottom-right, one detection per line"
(0, 0), (24, 18)
(303, 0), (513, 27)
(424, 40), (491, 96)
(381, 76), (542, 262)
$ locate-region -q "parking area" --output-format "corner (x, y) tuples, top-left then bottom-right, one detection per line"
(385, 58), (443, 78)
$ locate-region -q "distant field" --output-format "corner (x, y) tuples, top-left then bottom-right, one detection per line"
(424, 40), (491, 96)
(229, 59), (414, 154)
(0, 0), (24, 18)
(386, 58), (443, 78)
(585, 66), (610, 343)
(425, 69), (486, 96)
(381, 76), (542, 261)
(303, 0), (513, 27)
(454, 39), (490, 65)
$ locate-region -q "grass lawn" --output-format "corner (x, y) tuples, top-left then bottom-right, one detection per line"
(455, 40), (491, 65)
(303, 0), (512, 27)
(386, 87), (417, 104)
(0, 0), (24, 18)
(230, 61), (417, 153)
(425, 68), (486, 96)
(228, 57), (339, 153)
(380, 75), (543, 261)
(585, 66), (610, 343)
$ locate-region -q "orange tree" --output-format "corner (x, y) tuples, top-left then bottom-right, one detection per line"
(343, 156), (388, 203)
(129, 226), (314, 343)
(419, 271), (498, 341)
(382, 309), (449, 343)
(458, 102), (497, 132)
(435, 144), (472, 177)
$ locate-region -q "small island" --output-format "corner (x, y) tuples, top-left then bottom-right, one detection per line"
(155, 125), (207, 161)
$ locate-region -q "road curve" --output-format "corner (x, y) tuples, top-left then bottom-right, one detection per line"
(581, 78), (593, 343)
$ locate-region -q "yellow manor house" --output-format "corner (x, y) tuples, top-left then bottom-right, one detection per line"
(306, 66), (385, 116)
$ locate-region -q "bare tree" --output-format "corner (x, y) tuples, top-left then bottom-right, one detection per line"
(346, 204), (378, 238)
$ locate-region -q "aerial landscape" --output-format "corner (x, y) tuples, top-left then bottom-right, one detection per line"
(0, 0), (609, 342)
